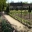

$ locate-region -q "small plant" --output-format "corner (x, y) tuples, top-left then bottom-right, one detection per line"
(22, 10), (28, 16)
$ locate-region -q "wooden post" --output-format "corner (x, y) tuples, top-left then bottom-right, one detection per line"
(28, 6), (31, 19)
(29, 12), (30, 19)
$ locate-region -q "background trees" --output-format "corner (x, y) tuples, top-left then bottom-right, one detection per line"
(0, 0), (7, 11)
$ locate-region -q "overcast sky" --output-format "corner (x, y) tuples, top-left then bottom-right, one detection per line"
(6, 0), (32, 3)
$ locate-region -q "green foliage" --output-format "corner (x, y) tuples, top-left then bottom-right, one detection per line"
(0, 0), (7, 11)
(2, 19), (14, 32)
(9, 10), (31, 25)
(22, 10), (28, 16)
(23, 2), (28, 4)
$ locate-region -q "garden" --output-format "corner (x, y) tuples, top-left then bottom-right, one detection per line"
(9, 10), (32, 28)
(0, 0), (32, 32)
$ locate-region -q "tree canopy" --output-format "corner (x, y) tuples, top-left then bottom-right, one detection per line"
(0, 0), (7, 11)
(23, 2), (28, 4)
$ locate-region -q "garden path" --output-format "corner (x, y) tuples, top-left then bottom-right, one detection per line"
(3, 14), (29, 31)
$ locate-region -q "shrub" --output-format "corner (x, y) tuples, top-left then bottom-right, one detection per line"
(2, 19), (14, 32)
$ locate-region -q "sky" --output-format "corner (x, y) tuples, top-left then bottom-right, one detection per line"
(6, 0), (32, 3)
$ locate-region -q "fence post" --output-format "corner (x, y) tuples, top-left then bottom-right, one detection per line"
(29, 12), (30, 19)
(28, 6), (31, 19)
